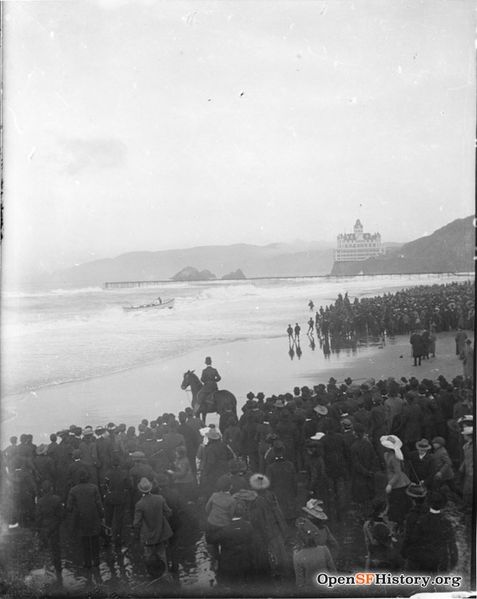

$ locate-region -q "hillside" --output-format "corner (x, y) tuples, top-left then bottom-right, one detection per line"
(49, 241), (335, 287)
(331, 216), (474, 276)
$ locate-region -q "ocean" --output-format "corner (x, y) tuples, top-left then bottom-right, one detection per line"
(1, 273), (468, 398)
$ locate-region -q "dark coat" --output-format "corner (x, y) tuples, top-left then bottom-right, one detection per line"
(36, 493), (63, 533)
(67, 482), (103, 536)
(34, 455), (56, 485)
(410, 333), (426, 357)
(322, 432), (349, 479)
(104, 465), (131, 505)
(133, 492), (173, 545)
(407, 450), (433, 485)
(216, 518), (254, 580)
(201, 440), (230, 496)
(266, 459), (298, 519)
(399, 402), (422, 444)
(411, 512), (458, 572)
(351, 437), (380, 502)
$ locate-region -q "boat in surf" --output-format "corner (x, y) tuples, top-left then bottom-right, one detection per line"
(123, 298), (175, 312)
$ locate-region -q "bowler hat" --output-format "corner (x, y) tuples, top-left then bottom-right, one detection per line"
(406, 483), (427, 498)
(431, 436), (446, 447)
(415, 439), (431, 451)
(137, 477), (153, 493)
(249, 473), (270, 491)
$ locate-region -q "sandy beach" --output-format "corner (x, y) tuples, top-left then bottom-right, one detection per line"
(1, 330), (470, 446)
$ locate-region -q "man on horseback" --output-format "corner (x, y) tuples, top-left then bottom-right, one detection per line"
(198, 357), (221, 413)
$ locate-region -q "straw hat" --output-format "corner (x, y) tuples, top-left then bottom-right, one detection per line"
(314, 405), (328, 416)
(302, 498), (328, 520)
(309, 432), (325, 441)
(137, 477), (153, 493)
(380, 435), (404, 461)
(249, 473), (270, 491)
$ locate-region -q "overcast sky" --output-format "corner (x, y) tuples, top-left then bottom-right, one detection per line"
(3, 0), (475, 280)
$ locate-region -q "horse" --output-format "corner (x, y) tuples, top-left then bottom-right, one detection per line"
(180, 370), (237, 424)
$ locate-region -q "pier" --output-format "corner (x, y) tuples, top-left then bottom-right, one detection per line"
(104, 280), (168, 289)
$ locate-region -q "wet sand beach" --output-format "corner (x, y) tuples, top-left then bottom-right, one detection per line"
(1, 330), (469, 446)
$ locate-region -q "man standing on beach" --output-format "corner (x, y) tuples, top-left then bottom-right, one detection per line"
(287, 324), (294, 341)
(307, 318), (314, 335)
(294, 323), (301, 342)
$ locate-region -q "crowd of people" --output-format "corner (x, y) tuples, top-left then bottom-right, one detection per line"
(1, 366), (473, 593)
(311, 281), (474, 340)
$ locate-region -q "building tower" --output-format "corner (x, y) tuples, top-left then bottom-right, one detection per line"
(334, 220), (385, 262)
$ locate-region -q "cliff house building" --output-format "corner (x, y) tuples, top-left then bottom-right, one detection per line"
(334, 219), (385, 262)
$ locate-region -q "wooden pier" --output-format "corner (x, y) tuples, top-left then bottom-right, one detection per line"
(104, 280), (168, 289)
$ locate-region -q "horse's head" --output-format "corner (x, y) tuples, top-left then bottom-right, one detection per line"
(181, 370), (195, 390)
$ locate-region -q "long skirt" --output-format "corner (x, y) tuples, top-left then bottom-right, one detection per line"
(387, 486), (411, 526)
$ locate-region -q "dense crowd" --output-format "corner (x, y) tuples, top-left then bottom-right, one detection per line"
(313, 281), (474, 339)
(1, 368), (473, 593)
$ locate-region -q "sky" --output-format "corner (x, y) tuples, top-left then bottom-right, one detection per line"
(2, 0), (476, 281)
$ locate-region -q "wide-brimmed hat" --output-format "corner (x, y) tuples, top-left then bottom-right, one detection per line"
(130, 451), (146, 460)
(431, 436), (446, 447)
(206, 429), (221, 440)
(406, 483), (427, 498)
(83, 426), (94, 436)
(457, 415), (473, 426)
(309, 432), (325, 441)
(302, 498), (327, 520)
(249, 473), (270, 491)
(314, 405), (328, 416)
(137, 477), (153, 493)
(415, 439), (431, 451)
(380, 435), (404, 461)
(35, 444), (48, 455)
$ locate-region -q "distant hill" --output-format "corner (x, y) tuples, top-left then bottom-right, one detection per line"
(222, 269), (246, 280)
(172, 267), (216, 281)
(331, 216), (474, 276)
(48, 241), (335, 288)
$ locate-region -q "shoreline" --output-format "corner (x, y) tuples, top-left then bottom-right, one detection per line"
(1, 330), (470, 447)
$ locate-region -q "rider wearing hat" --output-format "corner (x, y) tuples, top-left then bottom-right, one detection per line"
(199, 357), (222, 411)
